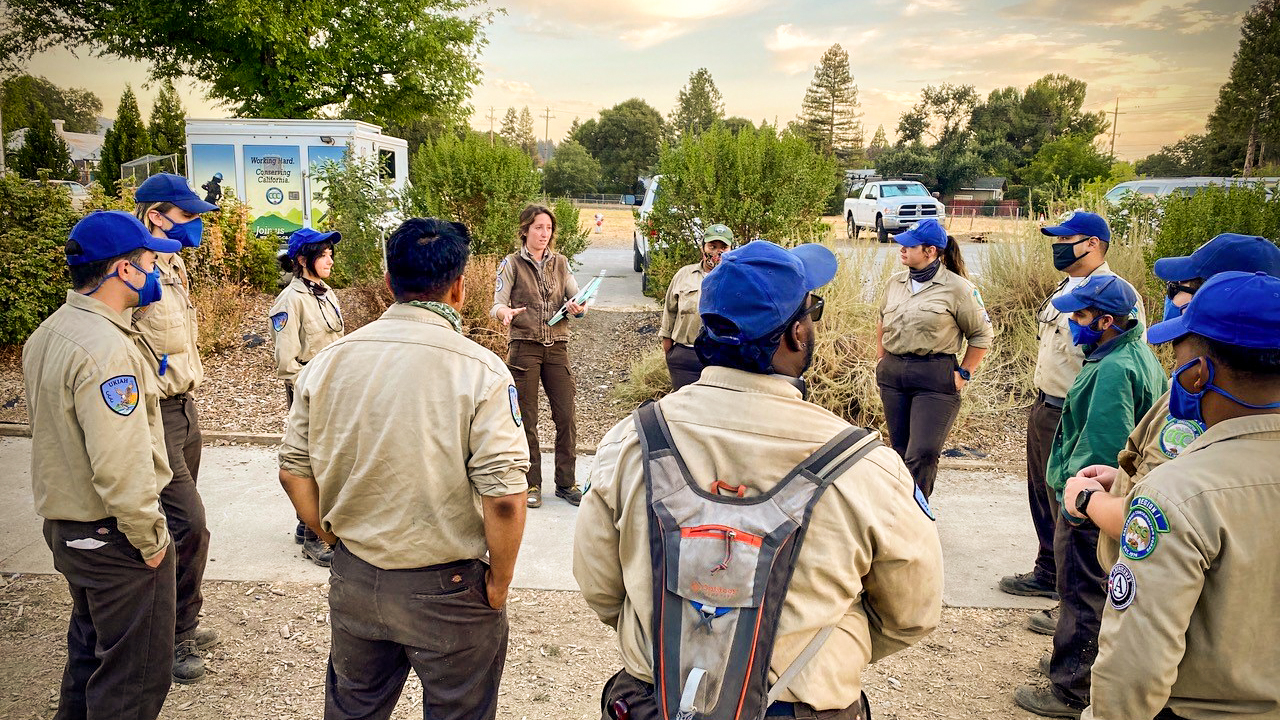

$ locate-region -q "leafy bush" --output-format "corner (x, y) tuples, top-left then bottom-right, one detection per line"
(190, 190), (278, 292)
(543, 140), (601, 196)
(0, 172), (79, 344)
(315, 150), (399, 287)
(1150, 185), (1280, 268)
(550, 198), (591, 266)
(644, 123), (838, 297)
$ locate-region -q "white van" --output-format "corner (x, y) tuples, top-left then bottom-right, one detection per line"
(1104, 177), (1261, 204)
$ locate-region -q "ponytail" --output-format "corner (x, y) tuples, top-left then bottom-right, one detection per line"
(941, 235), (967, 279)
(276, 251), (295, 275)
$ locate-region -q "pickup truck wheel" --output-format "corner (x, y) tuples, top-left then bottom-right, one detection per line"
(641, 270), (650, 295)
(633, 238), (643, 272)
(846, 214), (858, 239)
(876, 216), (889, 243)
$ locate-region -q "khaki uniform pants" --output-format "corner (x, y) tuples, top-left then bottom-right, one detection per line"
(507, 340), (576, 491)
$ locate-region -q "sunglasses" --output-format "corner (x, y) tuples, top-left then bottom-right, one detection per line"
(1165, 281), (1198, 300)
(800, 294), (825, 323)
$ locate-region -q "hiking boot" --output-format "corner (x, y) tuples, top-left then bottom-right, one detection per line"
(179, 626), (220, 651)
(1039, 652), (1051, 677)
(302, 533), (333, 567)
(999, 571), (1059, 600)
(173, 638), (205, 684)
(1028, 606), (1059, 636)
(527, 487), (542, 508)
(294, 521), (306, 545)
(555, 486), (583, 506)
(1013, 685), (1082, 719)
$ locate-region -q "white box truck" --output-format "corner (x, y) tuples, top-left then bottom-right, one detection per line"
(184, 118), (409, 241)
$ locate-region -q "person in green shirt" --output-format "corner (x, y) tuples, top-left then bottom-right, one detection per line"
(1015, 274), (1167, 719)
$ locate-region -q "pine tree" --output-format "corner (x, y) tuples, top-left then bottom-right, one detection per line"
(499, 107), (519, 146)
(148, 79), (186, 173)
(1208, 0), (1280, 174)
(669, 68), (725, 139)
(566, 117), (581, 141)
(798, 44), (864, 161)
(99, 85), (152, 195)
(517, 106), (538, 161)
(867, 124), (889, 162)
(13, 104), (75, 180)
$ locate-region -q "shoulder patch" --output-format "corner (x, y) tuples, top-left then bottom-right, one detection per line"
(1121, 496), (1170, 561)
(100, 375), (140, 416)
(914, 484), (936, 521)
(1157, 415), (1203, 459)
(271, 312), (288, 333)
(508, 385), (522, 427)
(972, 288), (985, 307)
(1107, 562), (1136, 610)
(495, 258), (508, 294)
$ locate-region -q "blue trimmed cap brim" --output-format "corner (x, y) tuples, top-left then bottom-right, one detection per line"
(171, 196), (220, 214)
(1146, 315), (1192, 345)
(1050, 293), (1090, 313)
(790, 243), (838, 290)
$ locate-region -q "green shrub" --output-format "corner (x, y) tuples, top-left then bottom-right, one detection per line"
(543, 140), (600, 197)
(191, 190), (278, 292)
(0, 172), (78, 344)
(550, 198), (591, 265)
(1149, 185), (1280, 268)
(315, 150), (398, 287)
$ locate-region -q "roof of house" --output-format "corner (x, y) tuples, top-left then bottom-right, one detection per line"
(963, 176), (1007, 191)
(6, 125), (105, 163)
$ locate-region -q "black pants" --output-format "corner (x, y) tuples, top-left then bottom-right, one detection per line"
(326, 544), (508, 720)
(599, 670), (870, 720)
(44, 518), (176, 720)
(159, 395), (210, 638)
(876, 353), (961, 498)
(1027, 396), (1063, 586)
(1050, 514), (1105, 708)
(507, 340), (576, 491)
(665, 343), (704, 391)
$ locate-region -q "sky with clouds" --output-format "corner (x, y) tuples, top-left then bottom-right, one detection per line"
(23, 0), (1250, 160)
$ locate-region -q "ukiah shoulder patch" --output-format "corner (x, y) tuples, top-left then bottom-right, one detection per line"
(100, 375), (140, 416)
(271, 312), (288, 333)
(1107, 562), (1136, 610)
(1122, 496), (1170, 561)
(496, 259), (508, 294)
(508, 384), (522, 427)
(914, 484), (936, 521)
(1157, 415), (1203, 459)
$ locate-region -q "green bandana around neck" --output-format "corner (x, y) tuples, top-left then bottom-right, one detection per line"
(403, 300), (463, 334)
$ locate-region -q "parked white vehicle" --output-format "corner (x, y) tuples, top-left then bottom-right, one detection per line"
(1103, 176), (1263, 204)
(632, 175), (661, 275)
(844, 179), (946, 242)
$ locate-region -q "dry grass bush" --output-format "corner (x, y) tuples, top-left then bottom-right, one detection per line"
(463, 255), (508, 355)
(611, 348), (673, 406)
(193, 284), (256, 357)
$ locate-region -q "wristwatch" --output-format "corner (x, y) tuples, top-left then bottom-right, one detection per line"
(956, 367), (972, 381)
(1075, 488), (1097, 518)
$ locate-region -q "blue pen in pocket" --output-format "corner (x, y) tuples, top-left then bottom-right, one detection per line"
(158, 354), (169, 376)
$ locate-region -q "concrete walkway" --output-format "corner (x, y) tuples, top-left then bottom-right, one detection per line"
(0, 437), (1052, 610)
(573, 247), (655, 311)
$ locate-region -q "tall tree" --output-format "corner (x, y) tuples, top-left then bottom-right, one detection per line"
(148, 79), (186, 173)
(0, 0), (489, 128)
(866, 125), (889, 162)
(499, 107), (519, 146)
(571, 98), (666, 193)
(897, 83), (979, 150)
(798, 44), (863, 161)
(969, 75), (1108, 177)
(517, 106), (538, 161)
(543, 139), (601, 196)
(1208, 0), (1280, 174)
(13, 105), (75, 180)
(1, 74), (102, 136)
(99, 85), (152, 195)
(669, 68), (724, 139)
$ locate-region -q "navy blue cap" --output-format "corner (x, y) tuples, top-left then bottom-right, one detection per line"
(67, 210), (182, 266)
(699, 241), (838, 344)
(1051, 274), (1139, 316)
(1041, 210), (1111, 242)
(893, 218), (948, 249)
(1154, 233), (1280, 282)
(1147, 271), (1280, 349)
(287, 228), (342, 258)
(135, 173), (219, 213)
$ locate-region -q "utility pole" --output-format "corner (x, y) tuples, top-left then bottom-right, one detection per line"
(486, 107), (497, 146)
(0, 103), (6, 174)
(541, 106), (555, 164)
(1108, 98), (1124, 160)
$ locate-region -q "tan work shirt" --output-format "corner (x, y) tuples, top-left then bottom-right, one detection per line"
(279, 303), (531, 570)
(879, 267), (994, 356)
(131, 252), (203, 398)
(490, 247), (581, 345)
(1085, 414), (1280, 720)
(574, 366), (943, 710)
(660, 262), (707, 347)
(1032, 262), (1145, 398)
(267, 277), (344, 382)
(23, 291), (172, 560)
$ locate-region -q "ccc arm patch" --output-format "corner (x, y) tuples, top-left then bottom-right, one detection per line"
(271, 312), (288, 333)
(1121, 496), (1170, 561)
(508, 384), (522, 427)
(100, 375), (140, 416)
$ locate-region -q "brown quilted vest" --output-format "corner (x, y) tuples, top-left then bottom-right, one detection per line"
(507, 249), (571, 345)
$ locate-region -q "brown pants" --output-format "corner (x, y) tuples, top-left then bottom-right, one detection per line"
(159, 395), (209, 638)
(507, 340), (576, 491)
(1026, 395), (1064, 587)
(599, 670), (869, 720)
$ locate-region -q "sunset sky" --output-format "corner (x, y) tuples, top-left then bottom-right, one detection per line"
(22, 0), (1250, 160)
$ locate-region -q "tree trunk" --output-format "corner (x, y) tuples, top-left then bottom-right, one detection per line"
(1244, 118), (1258, 176)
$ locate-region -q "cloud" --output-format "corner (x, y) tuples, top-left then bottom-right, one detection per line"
(902, 0), (962, 17)
(1002, 0), (1243, 34)
(504, 0), (766, 47)
(765, 24), (883, 74)
(490, 79), (536, 97)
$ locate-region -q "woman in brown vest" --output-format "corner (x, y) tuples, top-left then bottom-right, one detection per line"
(491, 205), (586, 508)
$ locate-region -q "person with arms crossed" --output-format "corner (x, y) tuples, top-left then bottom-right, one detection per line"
(659, 223), (735, 390)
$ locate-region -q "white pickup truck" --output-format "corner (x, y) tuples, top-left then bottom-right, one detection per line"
(844, 179), (946, 243)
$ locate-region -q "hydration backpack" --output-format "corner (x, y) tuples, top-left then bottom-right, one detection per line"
(634, 402), (882, 720)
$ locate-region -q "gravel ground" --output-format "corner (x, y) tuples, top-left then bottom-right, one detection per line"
(0, 572), (1050, 720)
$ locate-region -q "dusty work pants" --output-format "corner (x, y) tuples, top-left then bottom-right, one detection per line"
(159, 395), (210, 638)
(876, 352), (961, 498)
(507, 340), (577, 491)
(1027, 394), (1064, 587)
(44, 518), (176, 720)
(1050, 514), (1105, 709)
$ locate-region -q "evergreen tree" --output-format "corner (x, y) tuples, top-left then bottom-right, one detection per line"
(148, 79), (186, 173)
(566, 117), (581, 140)
(517, 106), (538, 161)
(99, 85), (152, 195)
(798, 44), (863, 161)
(1208, 0), (1280, 173)
(866, 125), (889, 162)
(499, 107), (519, 146)
(669, 68), (724, 139)
(13, 105), (75, 180)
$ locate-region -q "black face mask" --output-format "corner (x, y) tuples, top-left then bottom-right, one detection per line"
(1052, 238), (1090, 271)
(909, 258), (941, 283)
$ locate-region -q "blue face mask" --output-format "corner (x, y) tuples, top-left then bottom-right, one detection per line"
(1163, 297), (1183, 321)
(86, 261), (163, 307)
(164, 216), (203, 248)
(1169, 357), (1280, 424)
(1067, 317), (1106, 346)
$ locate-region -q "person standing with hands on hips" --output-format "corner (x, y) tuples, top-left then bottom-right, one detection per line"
(491, 204), (586, 509)
(876, 218), (993, 498)
(659, 223), (734, 390)
(131, 173), (220, 684)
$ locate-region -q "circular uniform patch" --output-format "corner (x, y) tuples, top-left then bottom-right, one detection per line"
(1157, 415), (1203, 459)
(508, 384), (522, 427)
(1122, 509), (1157, 560)
(1108, 562), (1137, 610)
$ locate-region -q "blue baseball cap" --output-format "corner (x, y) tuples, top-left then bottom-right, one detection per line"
(1051, 274), (1139, 316)
(1041, 210), (1111, 242)
(135, 173), (219, 213)
(287, 227), (342, 258)
(1154, 233), (1280, 282)
(893, 218), (948, 249)
(699, 241), (838, 344)
(67, 210), (182, 266)
(1147, 271), (1280, 349)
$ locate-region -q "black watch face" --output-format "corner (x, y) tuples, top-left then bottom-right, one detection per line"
(1077, 490), (1092, 513)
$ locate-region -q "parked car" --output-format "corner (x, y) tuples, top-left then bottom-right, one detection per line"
(30, 179), (89, 211)
(1103, 177), (1262, 204)
(844, 178), (946, 243)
